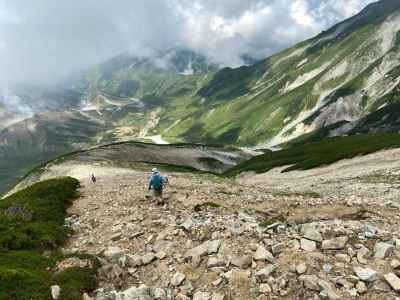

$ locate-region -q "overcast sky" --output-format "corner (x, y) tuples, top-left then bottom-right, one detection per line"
(0, 0), (375, 86)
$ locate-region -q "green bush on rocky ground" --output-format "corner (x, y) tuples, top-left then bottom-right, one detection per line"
(225, 133), (400, 176)
(0, 177), (99, 300)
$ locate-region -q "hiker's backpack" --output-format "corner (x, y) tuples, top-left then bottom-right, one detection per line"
(152, 174), (163, 191)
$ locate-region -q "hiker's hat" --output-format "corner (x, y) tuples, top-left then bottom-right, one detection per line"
(152, 168), (158, 173)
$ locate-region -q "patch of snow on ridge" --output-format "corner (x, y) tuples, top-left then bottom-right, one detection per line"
(282, 62), (330, 94)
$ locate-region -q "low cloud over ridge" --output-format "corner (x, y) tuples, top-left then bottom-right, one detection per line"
(0, 0), (375, 85)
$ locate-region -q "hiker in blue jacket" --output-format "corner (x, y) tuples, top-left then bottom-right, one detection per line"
(148, 168), (168, 204)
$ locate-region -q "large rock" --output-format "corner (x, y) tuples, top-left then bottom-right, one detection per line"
(384, 273), (400, 292)
(253, 246), (274, 262)
(300, 238), (317, 252)
(353, 266), (378, 282)
(302, 224), (323, 242)
(374, 242), (393, 259)
(171, 272), (186, 286)
(322, 236), (348, 250)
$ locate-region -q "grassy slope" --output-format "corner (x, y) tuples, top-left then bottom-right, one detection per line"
(0, 178), (99, 300)
(225, 133), (400, 176)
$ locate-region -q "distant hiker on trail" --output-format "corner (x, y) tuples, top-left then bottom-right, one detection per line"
(148, 168), (168, 204)
(91, 174), (97, 183)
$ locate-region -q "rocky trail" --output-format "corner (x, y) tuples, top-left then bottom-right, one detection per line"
(59, 158), (400, 300)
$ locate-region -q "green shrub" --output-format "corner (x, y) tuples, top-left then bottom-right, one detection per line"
(226, 133), (400, 176)
(0, 178), (99, 300)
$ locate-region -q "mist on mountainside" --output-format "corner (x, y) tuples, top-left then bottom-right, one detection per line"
(0, 0), (373, 88)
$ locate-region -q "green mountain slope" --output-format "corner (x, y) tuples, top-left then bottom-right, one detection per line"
(3, 0), (400, 194)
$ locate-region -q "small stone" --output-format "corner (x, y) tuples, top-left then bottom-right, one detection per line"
(171, 272), (186, 286)
(185, 242), (209, 258)
(212, 278), (223, 286)
(207, 257), (226, 268)
(208, 240), (222, 254)
(211, 293), (225, 300)
(141, 253), (156, 265)
(357, 246), (369, 264)
(322, 236), (348, 250)
(181, 218), (194, 231)
(318, 279), (341, 300)
(371, 279), (392, 292)
(51, 285), (61, 299)
(356, 281), (368, 294)
(391, 259), (400, 269)
(374, 242), (394, 259)
(156, 251), (167, 260)
(254, 246), (274, 262)
(384, 273), (400, 291)
(103, 246), (124, 261)
(271, 243), (285, 255)
(193, 291), (211, 300)
(288, 239), (300, 250)
(301, 238), (317, 252)
(335, 253), (350, 263)
(255, 265), (276, 282)
(126, 254), (143, 267)
(175, 294), (190, 300)
(83, 293), (92, 300)
(353, 266), (378, 282)
(111, 232), (122, 241)
(296, 262), (307, 274)
(299, 275), (321, 291)
(154, 288), (167, 299)
(230, 255), (252, 269)
(259, 283), (272, 294)
(302, 224), (323, 242)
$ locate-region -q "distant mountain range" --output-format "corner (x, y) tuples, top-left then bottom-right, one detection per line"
(2, 0), (400, 194)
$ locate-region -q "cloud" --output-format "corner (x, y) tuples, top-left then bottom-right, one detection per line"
(0, 0), (375, 86)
